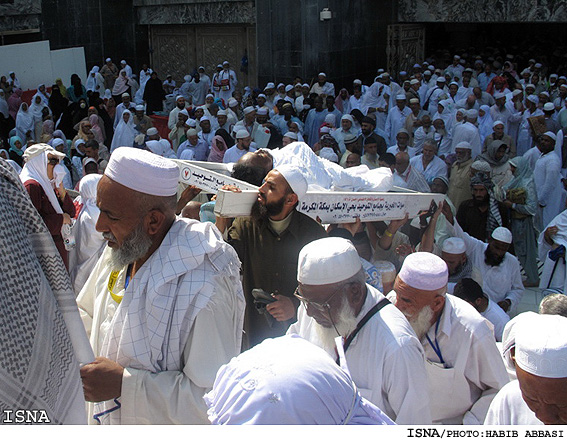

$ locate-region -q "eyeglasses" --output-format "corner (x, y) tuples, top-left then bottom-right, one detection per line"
(293, 284), (347, 313)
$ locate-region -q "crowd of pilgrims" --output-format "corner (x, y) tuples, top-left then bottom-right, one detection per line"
(3, 46), (567, 426)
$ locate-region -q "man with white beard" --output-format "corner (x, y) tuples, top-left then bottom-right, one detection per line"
(389, 252), (509, 425)
(288, 237), (431, 425)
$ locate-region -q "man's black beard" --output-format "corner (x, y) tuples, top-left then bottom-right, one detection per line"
(177, 103), (184, 109)
(250, 195), (286, 224)
(449, 262), (463, 276)
(473, 196), (489, 207)
(484, 247), (504, 266)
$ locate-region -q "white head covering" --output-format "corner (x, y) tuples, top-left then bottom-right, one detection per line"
(543, 131), (557, 141)
(491, 227), (512, 244)
(298, 237), (362, 285)
(105, 147), (178, 197)
(516, 313), (567, 378)
(471, 160), (492, 175)
(146, 127), (158, 136)
(319, 147), (339, 163)
(455, 141), (472, 150)
(442, 237), (466, 254)
(110, 110), (137, 152)
(243, 106), (255, 115)
(236, 129), (250, 139)
(204, 335), (394, 425)
(398, 252), (448, 291)
(283, 131), (298, 140)
(492, 120), (505, 128)
(544, 102), (555, 112)
(256, 107), (268, 116)
(274, 164), (308, 200)
(20, 144), (66, 214)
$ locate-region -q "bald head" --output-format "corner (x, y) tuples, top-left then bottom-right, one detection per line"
(395, 151), (410, 174)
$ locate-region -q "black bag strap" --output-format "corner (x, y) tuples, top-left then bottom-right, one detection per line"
(336, 297), (390, 362)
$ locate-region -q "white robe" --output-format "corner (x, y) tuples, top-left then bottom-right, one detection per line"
(76, 219), (245, 424)
(222, 144), (257, 163)
(452, 221), (525, 311)
(516, 108), (543, 156)
(288, 285), (432, 424)
(451, 122), (482, 159)
(385, 106), (412, 146)
(538, 209), (567, 293)
(484, 380), (542, 425)
(481, 299), (510, 343)
(418, 294), (510, 424)
(409, 154), (448, 184)
(110, 111), (137, 152)
(534, 151), (564, 230)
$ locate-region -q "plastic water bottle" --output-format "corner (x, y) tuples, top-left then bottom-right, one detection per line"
(61, 221), (76, 250)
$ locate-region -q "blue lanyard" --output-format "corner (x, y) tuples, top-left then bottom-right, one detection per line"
(125, 264), (132, 290)
(425, 315), (445, 365)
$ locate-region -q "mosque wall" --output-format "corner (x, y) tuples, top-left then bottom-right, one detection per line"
(0, 0), (41, 35)
(398, 0), (567, 22)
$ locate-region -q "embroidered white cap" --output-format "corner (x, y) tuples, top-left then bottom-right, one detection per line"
(398, 252), (448, 291)
(516, 313), (567, 378)
(491, 227), (513, 244)
(146, 127), (158, 136)
(104, 147), (179, 197)
(274, 164), (308, 200)
(297, 237), (362, 285)
(236, 129), (250, 139)
(442, 237), (466, 255)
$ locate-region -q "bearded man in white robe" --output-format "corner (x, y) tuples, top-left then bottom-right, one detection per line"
(77, 147), (245, 424)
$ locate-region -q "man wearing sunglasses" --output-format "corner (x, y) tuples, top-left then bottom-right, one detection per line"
(288, 237), (431, 425)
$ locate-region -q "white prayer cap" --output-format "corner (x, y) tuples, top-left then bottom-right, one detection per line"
(135, 104), (144, 111)
(540, 91), (550, 97)
(560, 84), (567, 90)
(274, 164), (308, 200)
(535, 63), (542, 68)
(424, 70), (432, 75)
(377, 68), (385, 74)
(409, 98), (419, 104)
(104, 147), (179, 197)
(283, 131), (298, 140)
(186, 128), (198, 137)
(492, 120), (504, 128)
(319, 147), (338, 163)
(223, 60), (229, 65)
(318, 72), (327, 77)
(200, 115), (210, 122)
(236, 129), (250, 139)
(494, 92), (506, 99)
(217, 64), (223, 68)
(175, 95), (184, 102)
(277, 83), (285, 89)
(297, 237), (362, 285)
(550, 73), (558, 78)
(454, 55), (460, 60)
(179, 109), (189, 117)
(526, 94), (538, 104)
(147, 127), (158, 136)
(560, 76), (567, 81)
(23, 143), (65, 162)
(455, 141), (472, 151)
(436, 77), (446, 83)
(466, 109), (478, 119)
(243, 106), (255, 115)
(121, 92), (130, 98)
(413, 63), (421, 68)
(471, 160), (492, 174)
(442, 237), (466, 255)
(302, 83), (310, 88)
(106, 57), (111, 62)
(529, 58), (536, 63)
(265, 82), (275, 89)
(320, 126), (331, 134)
(217, 109), (227, 116)
(543, 131), (557, 141)
(449, 81), (459, 87)
(285, 84), (293, 92)
(187, 118), (197, 127)
(544, 102), (555, 111)
(516, 313), (567, 378)
(256, 107), (268, 116)
(120, 59), (126, 64)
(324, 114), (336, 124)
(257, 93), (267, 99)
(398, 252), (448, 291)
(396, 94), (406, 100)
(353, 79), (362, 85)
(198, 65), (205, 70)
(512, 89), (523, 97)
(491, 226), (512, 244)
(400, 71), (407, 76)
(341, 114), (354, 123)
(184, 75), (191, 82)
(410, 79), (419, 85)
(228, 98), (238, 107)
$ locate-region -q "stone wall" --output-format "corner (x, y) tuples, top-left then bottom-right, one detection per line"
(398, 0), (567, 22)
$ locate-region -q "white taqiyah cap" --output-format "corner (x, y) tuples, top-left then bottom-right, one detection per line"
(106, 57), (111, 62)
(135, 104), (144, 111)
(179, 109), (189, 117)
(318, 72), (327, 77)
(560, 84), (567, 90)
(455, 141), (472, 150)
(187, 118), (197, 127)
(543, 131), (557, 141)
(243, 106), (255, 115)
(302, 83), (310, 88)
(441, 237), (466, 255)
(436, 77), (446, 83)
(491, 226), (512, 244)
(515, 313), (567, 378)
(228, 98), (238, 107)
(186, 128), (198, 137)
(512, 89), (522, 96)
(277, 83), (285, 89)
(198, 65), (205, 70)
(146, 127), (158, 136)
(319, 147), (338, 163)
(535, 63), (542, 68)
(494, 92), (506, 99)
(236, 129), (250, 139)
(297, 237), (362, 285)
(265, 82), (275, 89)
(257, 93), (267, 99)
(223, 60), (229, 65)
(200, 115), (210, 122)
(283, 131), (298, 140)
(410, 79), (419, 85)
(396, 94), (406, 100)
(409, 98), (420, 104)
(104, 147), (179, 197)
(285, 84), (293, 92)
(176, 95), (184, 101)
(256, 107), (268, 116)
(217, 109), (227, 116)
(550, 73), (558, 78)
(274, 164), (308, 200)
(353, 79), (362, 85)
(526, 95), (538, 104)
(492, 120), (505, 128)
(319, 126), (331, 134)
(121, 59), (126, 64)
(341, 114), (354, 123)
(525, 83), (536, 90)
(398, 252), (448, 291)
(466, 109), (478, 119)
(544, 102), (555, 111)
(121, 92), (130, 98)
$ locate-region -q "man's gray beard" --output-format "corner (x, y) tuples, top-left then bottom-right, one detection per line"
(313, 298), (359, 354)
(104, 222), (153, 271)
(404, 305), (434, 341)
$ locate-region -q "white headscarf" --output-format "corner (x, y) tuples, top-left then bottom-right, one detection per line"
(204, 334), (395, 425)
(0, 89), (9, 118)
(16, 103), (34, 141)
(29, 95), (45, 122)
(86, 66), (100, 92)
(110, 109), (137, 152)
(112, 69), (130, 95)
(20, 149), (63, 214)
